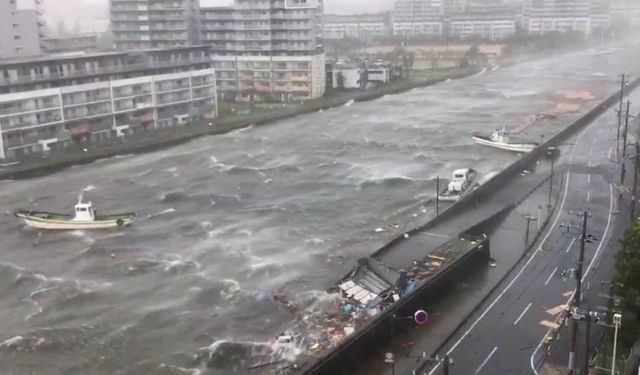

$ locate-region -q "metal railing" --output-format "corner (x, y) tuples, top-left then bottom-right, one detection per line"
(0, 58), (211, 86)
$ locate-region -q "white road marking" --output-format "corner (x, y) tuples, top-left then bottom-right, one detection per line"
(428, 168), (573, 375)
(475, 346), (498, 374)
(426, 108), (604, 375)
(514, 303), (532, 325)
(544, 267), (558, 286)
(586, 191), (591, 202)
(565, 237), (576, 253)
(588, 174), (591, 184)
(590, 148), (594, 156)
(530, 183), (614, 374)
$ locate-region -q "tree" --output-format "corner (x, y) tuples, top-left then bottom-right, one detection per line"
(614, 221), (640, 347)
(616, 221), (640, 312)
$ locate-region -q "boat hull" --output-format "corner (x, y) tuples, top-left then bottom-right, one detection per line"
(15, 211), (135, 230)
(472, 135), (537, 153)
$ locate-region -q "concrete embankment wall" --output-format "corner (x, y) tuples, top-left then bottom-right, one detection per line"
(0, 68), (479, 180)
(303, 237), (491, 375)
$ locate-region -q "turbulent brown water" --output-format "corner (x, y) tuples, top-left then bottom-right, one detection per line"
(0, 42), (639, 374)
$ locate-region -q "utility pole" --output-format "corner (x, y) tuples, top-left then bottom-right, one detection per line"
(616, 74), (626, 161)
(442, 354), (450, 375)
(436, 176), (440, 216)
(632, 141), (639, 221)
(568, 211), (589, 375)
(523, 214), (538, 249)
(548, 147), (556, 209)
(620, 101), (631, 188)
(583, 313), (591, 375)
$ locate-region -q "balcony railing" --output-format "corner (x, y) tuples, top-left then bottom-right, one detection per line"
(0, 57), (211, 87)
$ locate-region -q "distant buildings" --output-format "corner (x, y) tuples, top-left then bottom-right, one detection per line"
(200, 0), (326, 102)
(522, 0), (592, 35)
(323, 13), (392, 40)
(0, 0), (44, 58)
(41, 34), (100, 54)
(610, 0), (640, 29)
(109, 0), (201, 50)
(388, 0), (627, 39)
(393, 0), (444, 37)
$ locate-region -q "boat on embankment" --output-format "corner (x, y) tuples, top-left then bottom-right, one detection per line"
(472, 127), (539, 153)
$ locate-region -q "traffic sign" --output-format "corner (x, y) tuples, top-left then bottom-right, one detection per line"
(385, 352), (395, 364)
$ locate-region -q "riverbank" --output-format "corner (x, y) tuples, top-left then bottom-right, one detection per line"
(0, 66), (480, 180)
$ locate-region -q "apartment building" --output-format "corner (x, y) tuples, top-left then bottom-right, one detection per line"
(0, 0), (44, 58)
(0, 69), (217, 161)
(200, 0), (323, 56)
(323, 13), (392, 40)
(449, 14), (516, 40)
(41, 34), (100, 54)
(610, 0), (640, 29)
(393, 0), (444, 36)
(200, 0), (326, 102)
(0, 46), (212, 94)
(110, 0), (200, 50)
(211, 54), (325, 102)
(523, 0), (592, 35)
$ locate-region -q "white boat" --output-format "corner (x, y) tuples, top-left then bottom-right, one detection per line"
(472, 127), (538, 153)
(15, 200), (136, 230)
(439, 168), (479, 202)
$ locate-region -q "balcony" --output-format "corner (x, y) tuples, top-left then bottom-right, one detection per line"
(0, 58), (211, 87)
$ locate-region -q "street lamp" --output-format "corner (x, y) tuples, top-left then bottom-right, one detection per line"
(612, 312), (622, 375)
(547, 147), (557, 210)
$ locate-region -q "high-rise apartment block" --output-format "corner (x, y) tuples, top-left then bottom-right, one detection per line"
(200, 0), (326, 102)
(0, 0), (44, 58)
(110, 0), (200, 50)
(200, 0), (323, 56)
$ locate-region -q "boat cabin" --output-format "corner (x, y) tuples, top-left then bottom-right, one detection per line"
(449, 168), (472, 192)
(73, 201), (96, 222)
(489, 127), (510, 143)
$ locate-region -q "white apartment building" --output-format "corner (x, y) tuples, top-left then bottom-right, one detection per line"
(523, 0), (592, 35)
(393, 0), (444, 36)
(0, 46), (212, 95)
(323, 13), (391, 40)
(211, 55), (325, 102)
(611, 0), (640, 29)
(0, 0), (44, 58)
(110, 0), (200, 50)
(0, 69), (217, 160)
(449, 15), (516, 40)
(200, 0), (323, 56)
(200, 0), (326, 102)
